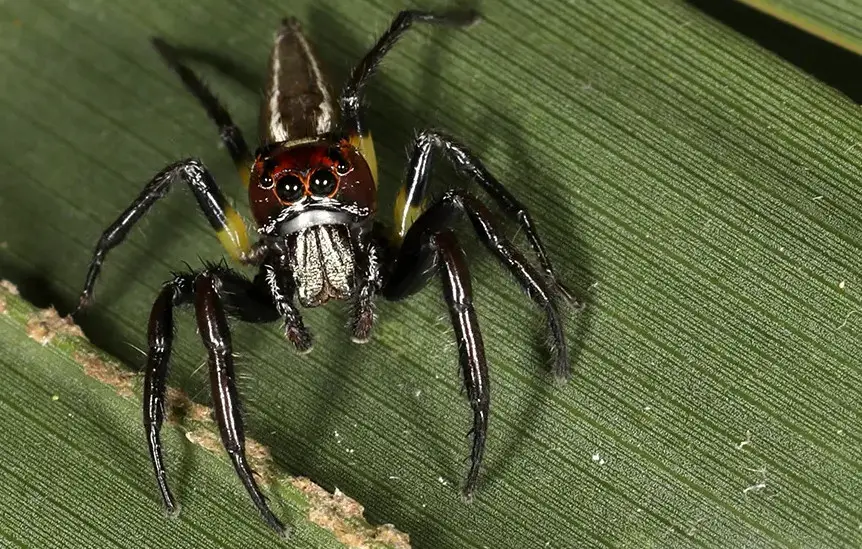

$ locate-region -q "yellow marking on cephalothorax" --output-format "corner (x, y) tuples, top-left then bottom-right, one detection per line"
(393, 186), (425, 241)
(350, 132), (378, 186)
(216, 206), (251, 260)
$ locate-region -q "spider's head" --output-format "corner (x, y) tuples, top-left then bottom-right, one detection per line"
(248, 138), (377, 308)
(248, 137), (376, 236)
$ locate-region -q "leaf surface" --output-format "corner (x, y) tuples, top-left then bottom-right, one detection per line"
(0, 1), (860, 548)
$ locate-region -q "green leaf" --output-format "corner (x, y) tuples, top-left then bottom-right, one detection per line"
(0, 0), (860, 548)
(734, 0), (862, 53)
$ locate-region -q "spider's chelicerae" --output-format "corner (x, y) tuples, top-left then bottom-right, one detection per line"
(75, 9), (574, 537)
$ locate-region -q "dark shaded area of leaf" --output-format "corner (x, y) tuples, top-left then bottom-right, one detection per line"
(691, 0), (862, 103)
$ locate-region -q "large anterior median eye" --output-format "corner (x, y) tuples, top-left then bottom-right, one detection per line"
(309, 169), (338, 196)
(276, 174), (304, 203)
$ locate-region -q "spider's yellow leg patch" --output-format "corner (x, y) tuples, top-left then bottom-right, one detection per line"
(349, 132), (378, 186)
(393, 186), (425, 241)
(237, 155), (254, 189)
(238, 167), (251, 189)
(215, 205), (252, 261)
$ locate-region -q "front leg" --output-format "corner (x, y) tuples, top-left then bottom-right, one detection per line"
(433, 231), (489, 499)
(387, 190), (570, 379)
(382, 226), (489, 498)
(143, 273), (194, 517)
(76, 159), (252, 312)
(143, 266), (280, 526)
(195, 271), (288, 537)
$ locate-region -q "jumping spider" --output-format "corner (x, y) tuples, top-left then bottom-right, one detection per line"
(75, 10), (574, 537)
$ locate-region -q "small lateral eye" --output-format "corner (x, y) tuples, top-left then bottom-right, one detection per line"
(334, 158), (351, 176)
(329, 150), (352, 176)
(259, 173), (275, 190)
(309, 169), (338, 196)
(275, 174), (304, 203)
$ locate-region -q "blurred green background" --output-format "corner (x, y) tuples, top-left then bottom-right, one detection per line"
(0, 0), (861, 547)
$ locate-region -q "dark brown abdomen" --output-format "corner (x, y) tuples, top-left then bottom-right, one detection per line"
(259, 18), (337, 145)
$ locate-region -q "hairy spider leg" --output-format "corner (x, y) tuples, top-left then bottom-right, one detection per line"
(333, 9), (484, 337)
(382, 189), (569, 496)
(194, 271), (289, 536)
(151, 38), (254, 187)
(339, 9), (480, 185)
(143, 274), (193, 517)
(75, 160), (252, 312)
(144, 266), (289, 535)
(144, 268), (284, 529)
(433, 230), (490, 498)
(387, 188), (569, 377)
(339, 9), (479, 135)
(382, 223), (489, 498)
(394, 130), (576, 303)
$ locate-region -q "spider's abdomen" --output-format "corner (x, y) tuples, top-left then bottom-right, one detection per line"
(287, 224), (355, 308)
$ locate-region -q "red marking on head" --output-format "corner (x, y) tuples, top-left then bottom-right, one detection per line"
(248, 139), (376, 227)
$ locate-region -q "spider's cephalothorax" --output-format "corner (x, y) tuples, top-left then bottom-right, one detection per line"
(75, 10), (575, 538)
(249, 139), (377, 308)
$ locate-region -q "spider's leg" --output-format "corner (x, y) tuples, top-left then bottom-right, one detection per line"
(350, 230), (385, 343)
(395, 129), (575, 303)
(194, 270), (288, 537)
(257, 262), (313, 352)
(143, 273), (194, 515)
(339, 9), (480, 138)
(76, 159), (253, 312)
(434, 231), (490, 499)
(382, 222), (489, 498)
(386, 190), (569, 379)
(151, 38), (254, 185)
(144, 266), (279, 518)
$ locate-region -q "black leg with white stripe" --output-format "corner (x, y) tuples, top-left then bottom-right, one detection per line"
(339, 10), (480, 136)
(75, 159), (251, 313)
(143, 266), (291, 536)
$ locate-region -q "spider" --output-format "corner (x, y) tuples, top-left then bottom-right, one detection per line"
(74, 9), (574, 537)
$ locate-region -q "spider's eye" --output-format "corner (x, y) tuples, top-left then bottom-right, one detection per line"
(275, 174), (304, 203)
(259, 173), (275, 190)
(309, 169), (338, 196)
(329, 149), (352, 176)
(334, 157), (351, 176)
